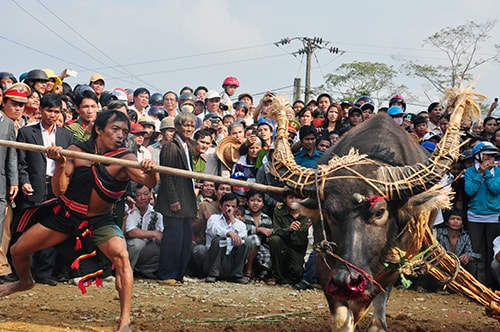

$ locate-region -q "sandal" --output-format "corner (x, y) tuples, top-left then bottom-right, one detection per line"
(266, 278), (276, 286)
(242, 271), (252, 283)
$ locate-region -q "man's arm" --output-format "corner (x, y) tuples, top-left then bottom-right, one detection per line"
(464, 167), (483, 197)
(127, 228), (162, 243)
(16, 129), (30, 186)
(47, 144), (75, 196)
(6, 122), (18, 201)
(122, 153), (159, 189)
(16, 129), (33, 198)
(159, 141), (181, 206)
(272, 206), (292, 238)
(484, 168), (500, 194)
(206, 214), (229, 238)
(486, 100), (498, 117)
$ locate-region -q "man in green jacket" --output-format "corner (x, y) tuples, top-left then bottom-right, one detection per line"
(269, 191), (309, 285)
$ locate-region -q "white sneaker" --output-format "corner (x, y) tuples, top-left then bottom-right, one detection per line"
(103, 276), (116, 283)
(70, 277), (82, 286)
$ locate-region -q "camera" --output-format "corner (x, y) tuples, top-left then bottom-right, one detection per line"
(220, 104), (229, 111)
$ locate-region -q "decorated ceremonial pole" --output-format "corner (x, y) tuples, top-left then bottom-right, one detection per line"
(0, 139), (286, 194)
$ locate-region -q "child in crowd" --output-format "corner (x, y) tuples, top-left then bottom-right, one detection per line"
(242, 190), (273, 282)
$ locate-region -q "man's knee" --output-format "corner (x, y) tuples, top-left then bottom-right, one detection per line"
(192, 244), (208, 259)
(269, 235), (283, 248)
(242, 237), (252, 251)
(9, 242), (21, 259)
(127, 238), (146, 252)
(111, 248), (131, 269)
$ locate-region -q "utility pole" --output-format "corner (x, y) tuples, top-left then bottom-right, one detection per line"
(275, 37), (341, 103)
(293, 78), (301, 102)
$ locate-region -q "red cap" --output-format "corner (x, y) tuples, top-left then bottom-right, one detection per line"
(130, 123), (147, 134)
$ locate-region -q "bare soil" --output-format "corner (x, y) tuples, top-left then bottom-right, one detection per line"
(0, 277), (498, 332)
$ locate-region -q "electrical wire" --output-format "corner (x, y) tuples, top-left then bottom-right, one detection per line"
(0, 35), (148, 89)
(11, 0), (113, 72)
(112, 53), (290, 79)
(90, 43), (276, 71)
(253, 85), (295, 97)
(36, 0), (160, 91)
(313, 53), (328, 86)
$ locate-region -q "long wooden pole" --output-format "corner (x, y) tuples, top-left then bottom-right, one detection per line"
(0, 139), (286, 194)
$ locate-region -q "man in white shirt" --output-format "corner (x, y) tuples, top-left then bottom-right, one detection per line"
(125, 185), (163, 279)
(130, 88), (150, 117)
(204, 193), (251, 284)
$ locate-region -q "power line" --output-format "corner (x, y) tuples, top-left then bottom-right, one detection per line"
(275, 37), (343, 102)
(0, 31), (289, 89)
(11, 0), (114, 73)
(253, 85), (294, 97)
(112, 53), (290, 79)
(88, 43), (275, 72)
(0, 35), (83, 69)
(335, 40), (498, 57)
(0, 35), (150, 89)
(35, 0), (160, 91)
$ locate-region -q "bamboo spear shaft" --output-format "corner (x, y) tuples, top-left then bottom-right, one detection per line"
(0, 139), (286, 194)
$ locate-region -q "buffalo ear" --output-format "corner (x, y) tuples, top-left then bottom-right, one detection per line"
(399, 186), (452, 224)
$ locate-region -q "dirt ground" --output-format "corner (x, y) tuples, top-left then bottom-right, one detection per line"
(0, 277), (499, 332)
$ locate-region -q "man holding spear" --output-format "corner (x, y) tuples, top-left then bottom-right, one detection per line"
(0, 110), (158, 332)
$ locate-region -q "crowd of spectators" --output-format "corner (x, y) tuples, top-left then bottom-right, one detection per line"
(0, 68), (499, 294)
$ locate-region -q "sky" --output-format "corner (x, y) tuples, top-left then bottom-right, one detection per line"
(1, 0), (499, 113)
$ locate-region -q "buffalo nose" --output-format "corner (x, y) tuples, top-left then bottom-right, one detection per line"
(333, 269), (361, 288)
(327, 269), (368, 300)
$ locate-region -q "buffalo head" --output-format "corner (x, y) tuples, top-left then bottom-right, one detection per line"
(268, 89), (481, 331)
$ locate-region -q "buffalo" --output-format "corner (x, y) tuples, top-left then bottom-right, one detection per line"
(268, 93), (469, 331)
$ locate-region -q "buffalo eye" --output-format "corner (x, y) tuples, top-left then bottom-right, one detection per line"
(367, 206), (388, 226)
(375, 208), (385, 219)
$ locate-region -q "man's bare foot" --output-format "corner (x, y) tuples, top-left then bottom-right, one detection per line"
(117, 323), (131, 332)
(0, 280), (35, 297)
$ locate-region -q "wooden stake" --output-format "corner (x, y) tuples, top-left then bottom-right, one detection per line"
(0, 139), (286, 194)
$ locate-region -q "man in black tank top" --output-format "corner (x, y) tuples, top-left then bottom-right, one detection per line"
(0, 110), (159, 332)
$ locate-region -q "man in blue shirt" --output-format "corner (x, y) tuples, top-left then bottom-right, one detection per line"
(293, 125), (323, 168)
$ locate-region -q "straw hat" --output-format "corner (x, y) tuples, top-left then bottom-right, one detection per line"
(216, 136), (241, 170)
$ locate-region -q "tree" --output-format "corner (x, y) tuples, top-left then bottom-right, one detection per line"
(315, 61), (411, 107)
(403, 20), (500, 93)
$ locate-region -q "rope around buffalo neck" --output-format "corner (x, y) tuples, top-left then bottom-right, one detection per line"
(315, 168), (328, 243)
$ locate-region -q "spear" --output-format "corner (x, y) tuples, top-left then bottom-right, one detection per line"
(0, 139), (286, 194)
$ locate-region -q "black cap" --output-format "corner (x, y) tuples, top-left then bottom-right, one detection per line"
(348, 107), (362, 117)
(203, 113), (222, 122)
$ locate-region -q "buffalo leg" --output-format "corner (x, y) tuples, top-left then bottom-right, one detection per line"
(366, 286), (392, 332)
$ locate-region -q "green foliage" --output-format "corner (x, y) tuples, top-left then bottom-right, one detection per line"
(403, 20), (500, 93)
(315, 61), (410, 107)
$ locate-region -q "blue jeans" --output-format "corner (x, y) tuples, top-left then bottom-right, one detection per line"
(302, 251), (316, 285)
(157, 217), (193, 281)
